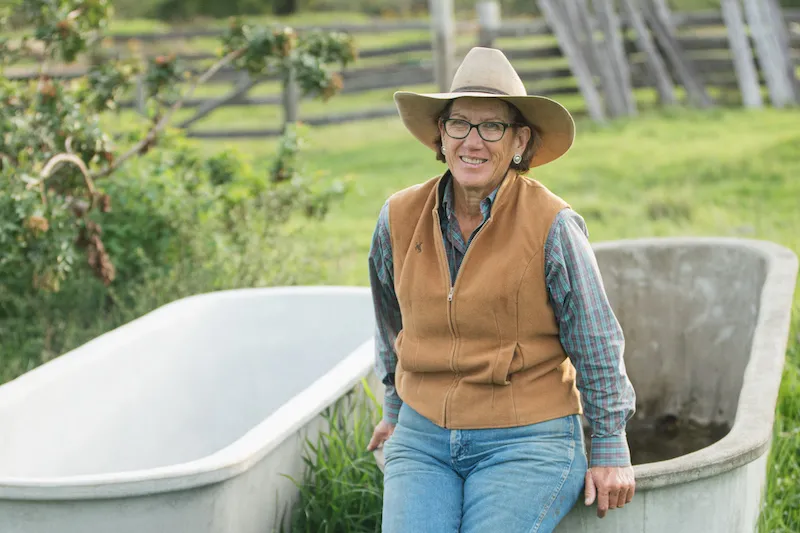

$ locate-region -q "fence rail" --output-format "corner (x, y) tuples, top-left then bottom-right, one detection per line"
(6, 7), (800, 138)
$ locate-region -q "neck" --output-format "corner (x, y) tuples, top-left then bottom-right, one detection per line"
(452, 169), (513, 219)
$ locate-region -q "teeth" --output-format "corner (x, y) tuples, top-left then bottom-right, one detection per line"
(460, 156), (486, 164)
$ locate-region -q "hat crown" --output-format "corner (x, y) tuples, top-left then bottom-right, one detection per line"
(448, 47), (527, 97)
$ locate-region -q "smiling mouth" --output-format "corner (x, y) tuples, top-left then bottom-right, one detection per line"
(460, 155), (488, 166)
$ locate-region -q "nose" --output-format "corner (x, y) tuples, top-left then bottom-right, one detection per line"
(462, 125), (484, 149)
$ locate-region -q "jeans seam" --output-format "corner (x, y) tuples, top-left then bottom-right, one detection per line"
(529, 416), (577, 533)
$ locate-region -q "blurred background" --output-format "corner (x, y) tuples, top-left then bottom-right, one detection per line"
(1, 1), (799, 531)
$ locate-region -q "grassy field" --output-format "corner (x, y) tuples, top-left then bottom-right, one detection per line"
(181, 105), (800, 531)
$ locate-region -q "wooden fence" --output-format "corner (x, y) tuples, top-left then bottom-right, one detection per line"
(6, 2), (800, 138)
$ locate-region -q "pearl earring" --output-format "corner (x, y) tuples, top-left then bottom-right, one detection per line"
(441, 145), (446, 154)
(513, 154), (522, 164)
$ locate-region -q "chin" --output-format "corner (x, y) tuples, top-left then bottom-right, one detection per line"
(452, 165), (497, 188)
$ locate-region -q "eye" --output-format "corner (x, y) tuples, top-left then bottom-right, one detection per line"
(481, 122), (504, 132)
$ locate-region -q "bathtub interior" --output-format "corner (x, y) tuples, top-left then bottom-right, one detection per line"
(0, 289), (375, 479)
(594, 242), (767, 458)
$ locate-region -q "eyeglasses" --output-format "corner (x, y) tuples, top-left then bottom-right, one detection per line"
(442, 118), (518, 142)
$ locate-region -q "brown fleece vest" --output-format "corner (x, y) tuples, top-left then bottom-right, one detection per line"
(388, 172), (582, 429)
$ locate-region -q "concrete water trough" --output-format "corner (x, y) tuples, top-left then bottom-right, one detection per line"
(0, 238), (795, 533)
(374, 237), (798, 533)
(0, 287), (378, 533)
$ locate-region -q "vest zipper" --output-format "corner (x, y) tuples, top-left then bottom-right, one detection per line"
(434, 209), (493, 428)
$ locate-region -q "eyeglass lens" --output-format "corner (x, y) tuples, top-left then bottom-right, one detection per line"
(445, 119), (506, 142)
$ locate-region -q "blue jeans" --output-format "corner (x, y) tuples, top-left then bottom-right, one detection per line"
(382, 403), (587, 533)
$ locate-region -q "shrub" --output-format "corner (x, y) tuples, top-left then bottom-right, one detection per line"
(0, 0), (354, 296)
(0, 0), (356, 380)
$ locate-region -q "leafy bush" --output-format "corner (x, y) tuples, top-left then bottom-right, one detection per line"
(0, 0), (354, 296)
(0, 0), (356, 381)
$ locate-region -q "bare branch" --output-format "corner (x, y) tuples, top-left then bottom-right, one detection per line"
(33, 153), (98, 209)
(91, 47), (246, 180)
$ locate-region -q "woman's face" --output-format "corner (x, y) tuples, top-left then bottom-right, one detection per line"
(439, 97), (530, 193)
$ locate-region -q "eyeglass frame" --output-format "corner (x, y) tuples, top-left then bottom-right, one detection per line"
(440, 118), (524, 142)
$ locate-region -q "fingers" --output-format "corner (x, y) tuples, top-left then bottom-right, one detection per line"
(366, 424), (395, 451)
(596, 487), (610, 519)
(627, 481), (635, 503)
(366, 432), (380, 451)
(584, 470), (596, 506)
(616, 487), (628, 509)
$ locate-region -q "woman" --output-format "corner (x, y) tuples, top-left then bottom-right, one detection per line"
(366, 47), (636, 533)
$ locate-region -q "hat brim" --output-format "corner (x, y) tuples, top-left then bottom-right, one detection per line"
(394, 91), (575, 168)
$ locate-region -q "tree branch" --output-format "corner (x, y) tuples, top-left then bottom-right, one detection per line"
(90, 47), (246, 180)
(33, 153), (97, 209)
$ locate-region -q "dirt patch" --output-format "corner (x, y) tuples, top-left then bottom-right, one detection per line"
(585, 414), (731, 465)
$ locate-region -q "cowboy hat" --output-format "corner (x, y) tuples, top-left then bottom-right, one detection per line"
(394, 47), (575, 168)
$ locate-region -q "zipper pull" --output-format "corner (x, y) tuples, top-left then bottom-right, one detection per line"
(448, 287), (454, 301)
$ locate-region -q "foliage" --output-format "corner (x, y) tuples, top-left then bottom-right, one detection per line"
(280, 380), (384, 533)
(0, 122), (350, 382)
(0, 0), (355, 304)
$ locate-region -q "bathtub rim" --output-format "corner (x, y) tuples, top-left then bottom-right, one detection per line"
(0, 285), (377, 500)
(373, 237), (797, 491)
(0, 237), (796, 499)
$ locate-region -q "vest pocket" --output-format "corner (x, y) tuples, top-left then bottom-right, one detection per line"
(491, 343), (521, 385)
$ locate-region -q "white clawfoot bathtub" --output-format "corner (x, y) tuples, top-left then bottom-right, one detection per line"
(0, 286), (377, 533)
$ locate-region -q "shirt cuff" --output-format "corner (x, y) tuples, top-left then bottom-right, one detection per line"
(383, 387), (402, 425)
(590, 434), (632, 468)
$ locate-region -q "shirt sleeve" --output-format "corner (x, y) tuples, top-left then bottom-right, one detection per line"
(368, 200), (404, 425)
(545, 208), (636, 468)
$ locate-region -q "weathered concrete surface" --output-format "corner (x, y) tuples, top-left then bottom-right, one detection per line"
(375, 237), (798, 533)
(0, 287), (377, 533)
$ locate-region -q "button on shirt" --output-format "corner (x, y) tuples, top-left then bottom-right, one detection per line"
(368, 175), (636, 467)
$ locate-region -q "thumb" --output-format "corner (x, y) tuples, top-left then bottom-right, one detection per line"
(584, 469), (596, 506)
(366, 431), (380, 451)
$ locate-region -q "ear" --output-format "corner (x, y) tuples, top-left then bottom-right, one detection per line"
(515, 125), (531, 153)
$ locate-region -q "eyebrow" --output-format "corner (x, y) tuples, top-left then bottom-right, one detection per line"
(449, 112), (508, 122)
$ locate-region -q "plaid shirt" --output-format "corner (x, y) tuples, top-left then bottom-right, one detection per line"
(368, 175), (636, 467)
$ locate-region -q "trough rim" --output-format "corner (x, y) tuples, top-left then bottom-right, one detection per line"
(597, 237), (796, 489)
(0, 237), (796, 499)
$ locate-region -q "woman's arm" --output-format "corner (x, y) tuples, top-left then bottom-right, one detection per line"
(544, 208), (636, 468)
(368, 200), (404, 425)
(545, 207), (636, 517)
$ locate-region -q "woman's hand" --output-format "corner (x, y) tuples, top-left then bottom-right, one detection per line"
(584, 466), (636, 518)
(367, 419), (396, 451)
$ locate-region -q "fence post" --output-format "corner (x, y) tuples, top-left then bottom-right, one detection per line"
(595, 0), (637, 116)
(538, 0), (607, 123)
(476, 0), (501, 48)
(282, 64), (299, 132)
(641, 0), (713, 108)
(620, 0), (677, 106)
(764, 0), (800, 101)
(429, 0), (456, 92)
(720, 0), (763, 108)
(742, 0), (796, 107)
